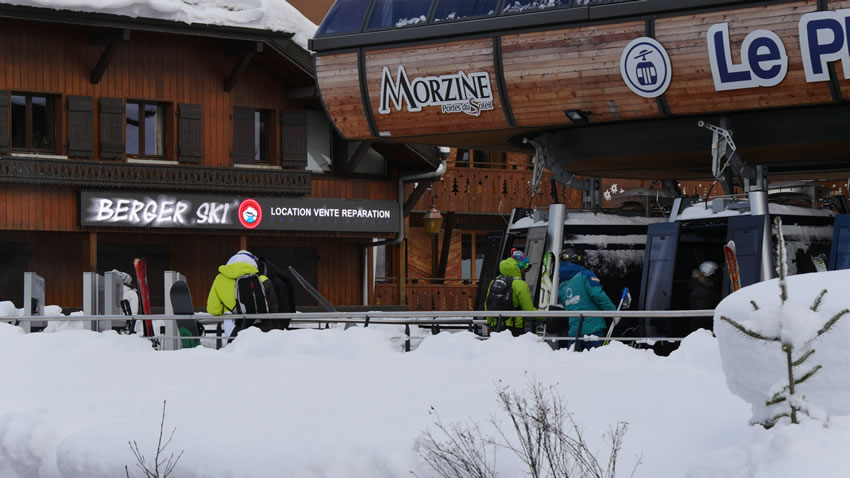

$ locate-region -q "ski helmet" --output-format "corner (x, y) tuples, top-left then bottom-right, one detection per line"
(699, 261), (719, 277)
(511, 249), (531, 270)
(560, 248), (585, 266)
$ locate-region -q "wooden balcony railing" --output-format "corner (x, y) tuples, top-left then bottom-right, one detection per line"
(374, 279), (479, 311)
(411, 165), (584, 214)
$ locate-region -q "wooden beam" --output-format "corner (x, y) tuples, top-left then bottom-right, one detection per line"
(403, 180), (431, 217)
(344, 140), (372, 176)
(224, 42), (263, 92)
(90, 29), (130, 84)
(436, 212), (455, 283)
(285, 86), (317, 100)
(88, 232), (97, 272)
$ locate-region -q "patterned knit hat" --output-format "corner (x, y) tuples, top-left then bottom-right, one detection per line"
(511, 248), (530, 270)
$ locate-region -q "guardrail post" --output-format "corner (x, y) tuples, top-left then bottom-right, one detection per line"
(103, 271), (125, 332)
(404, 323), (410, 352)
(82, 272), (102, 331)
(22, 272), (45, 333)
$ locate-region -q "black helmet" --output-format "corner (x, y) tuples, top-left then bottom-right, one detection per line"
(560, 248), (585, 266)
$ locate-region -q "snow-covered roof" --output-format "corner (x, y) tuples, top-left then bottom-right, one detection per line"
(0, 0), (318, 49)
(677, 201), (837, 221)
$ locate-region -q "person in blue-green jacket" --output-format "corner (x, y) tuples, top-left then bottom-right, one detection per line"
(557, 248), (616, 350)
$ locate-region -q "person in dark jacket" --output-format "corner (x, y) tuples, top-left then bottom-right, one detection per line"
(485, 249), (537, 336)
(557, 249), (616, 350)
(688, 260), (721, 331)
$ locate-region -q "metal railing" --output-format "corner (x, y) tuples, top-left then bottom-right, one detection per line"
(3, 309), (716, 351)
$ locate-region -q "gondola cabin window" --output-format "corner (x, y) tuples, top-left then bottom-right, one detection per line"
(11, 93), (55, 152)
(125, 101), (166, 158)
(315, 0), (371, 36)
(501, 0), (570, 14)
(367, 0), (432, 30)
(432, 0), (499, 23)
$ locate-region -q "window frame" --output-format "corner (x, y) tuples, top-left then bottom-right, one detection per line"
(125, 100), (168, 159)
(10, 92), (56, 153)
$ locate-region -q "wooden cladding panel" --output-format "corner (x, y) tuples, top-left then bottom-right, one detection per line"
(0, 20), (298, 167)
(834, 0), (850, 100)
(365, 38), (510, 138)
(0, 185), (77, 231)
(310, 176), (396, 200)
(502, 21), (658, 127)
(315, 53), (373, 139)
(658, 1), (832, 115)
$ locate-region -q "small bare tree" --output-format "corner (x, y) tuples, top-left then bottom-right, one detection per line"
(126, 400), (184, 478)
(416, 379), (640, 478)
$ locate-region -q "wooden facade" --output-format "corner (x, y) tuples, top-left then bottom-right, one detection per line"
(314, 0), (850, 179)
(0, 10), (434, 311)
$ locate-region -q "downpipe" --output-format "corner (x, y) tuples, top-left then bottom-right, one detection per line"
(361, 158), (448, 305)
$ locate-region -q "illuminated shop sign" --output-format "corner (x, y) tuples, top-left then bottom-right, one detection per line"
(378, 65), (495, 117)
(80, 192), (399, 233)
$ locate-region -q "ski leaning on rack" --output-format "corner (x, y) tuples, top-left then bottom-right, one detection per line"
(603, 287), (631, 346)
(133, 258), (155, 338)
(724, 241), (741, 292)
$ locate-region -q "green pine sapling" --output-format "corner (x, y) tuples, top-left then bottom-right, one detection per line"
(720, 217), (848, 426)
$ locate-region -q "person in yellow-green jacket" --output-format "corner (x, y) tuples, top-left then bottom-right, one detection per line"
(207, 250), (278, 338)
(485, 249), (537, 336)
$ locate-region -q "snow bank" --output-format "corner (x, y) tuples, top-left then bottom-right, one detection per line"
(714, 270), (850, 424)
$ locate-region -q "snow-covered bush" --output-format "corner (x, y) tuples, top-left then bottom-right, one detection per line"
(714, 218), (850, 426)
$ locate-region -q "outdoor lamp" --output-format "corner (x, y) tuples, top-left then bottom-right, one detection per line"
(564, 109), (591, 124)
(423, 205), (443, 234)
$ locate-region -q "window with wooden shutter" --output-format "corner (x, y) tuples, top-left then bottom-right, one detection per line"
(232, 106), (270, 164)
(178, 103), (202, 163)
(67, 96), (93, 158)
(280, 111), (307, 170)
(0, 91), (8, 155)
(99, 97), (124, 160)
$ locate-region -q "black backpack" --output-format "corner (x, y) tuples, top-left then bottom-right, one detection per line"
(234, 273), (270, 315)
(486, 274), (515, 311)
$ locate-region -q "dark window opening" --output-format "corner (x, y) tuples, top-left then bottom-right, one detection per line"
(126, 101), (165, 157)
(367, 0), (433, 30)
(316, 0), (372, 36)
(11, 93), (54, 152)
(233, 107), (271, 164)
(433, 0), (499, 23)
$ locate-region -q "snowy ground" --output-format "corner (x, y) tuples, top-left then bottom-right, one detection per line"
(2, 292), (849, 478)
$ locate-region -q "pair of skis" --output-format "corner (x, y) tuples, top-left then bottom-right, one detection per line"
(724, 241), (742, 292)
(126, 258), (156, 342)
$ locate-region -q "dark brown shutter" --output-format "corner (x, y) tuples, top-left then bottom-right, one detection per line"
(67, 96), (94, 158)
(231, 107), (254, 164)
(178, 103), (202, 164)
(280, 111), (307, 170)
(0, 91), (9, 155)
(99, 97), (124, 160)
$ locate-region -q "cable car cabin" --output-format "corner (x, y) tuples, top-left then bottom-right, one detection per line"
(474, 206), (666, 338)
(311, 0), (850, 181)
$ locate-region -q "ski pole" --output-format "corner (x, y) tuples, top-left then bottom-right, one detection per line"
(603, 287), (630, 346)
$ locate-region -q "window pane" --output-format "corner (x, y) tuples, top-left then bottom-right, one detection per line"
(461, 234), (472, 280)
(253, 111), (268, 162)
(316, 0), (371, 35)
(433, 0), (498, 22)
(307, 110), (332, 173)
(126, 103), (139, 155)
(367, 0), (432, 30)
(475, 234), (488, 279)
(31, 96), (52, 150)
(502, 0), (571, 14)
(143, 103), (164, 156)
(10, 95), (26, 149)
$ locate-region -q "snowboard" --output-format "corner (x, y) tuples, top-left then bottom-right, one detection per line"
(133, 258), (155, 338)
(169, 280), (200, 348)
(812, 253), (828, 273)
(723, 241), (741, 292)
(537, 251), (556, 310)
(603, 287), (631, 346)
(288, 266), (337, 313)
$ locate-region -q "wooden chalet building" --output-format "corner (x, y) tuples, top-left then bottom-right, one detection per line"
(0, 2), (444, 311)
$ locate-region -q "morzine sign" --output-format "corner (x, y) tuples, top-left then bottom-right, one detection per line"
(378, 65), (495, 117)
(80, 192), (399, 233)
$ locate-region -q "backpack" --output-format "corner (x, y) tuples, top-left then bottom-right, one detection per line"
(234, 273), (270, 314)
(486, 274), (515, 311)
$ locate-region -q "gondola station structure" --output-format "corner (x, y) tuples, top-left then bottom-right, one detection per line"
(310, 0), (850, 344)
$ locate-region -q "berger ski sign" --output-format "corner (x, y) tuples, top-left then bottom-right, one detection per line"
(378, 65), (495, 117)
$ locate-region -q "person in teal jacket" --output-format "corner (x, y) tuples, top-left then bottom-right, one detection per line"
(557, 249), (616, 349)
(485, 249), (537, 336)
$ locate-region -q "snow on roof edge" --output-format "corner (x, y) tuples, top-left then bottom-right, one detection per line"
(0, 0), (318, 50)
